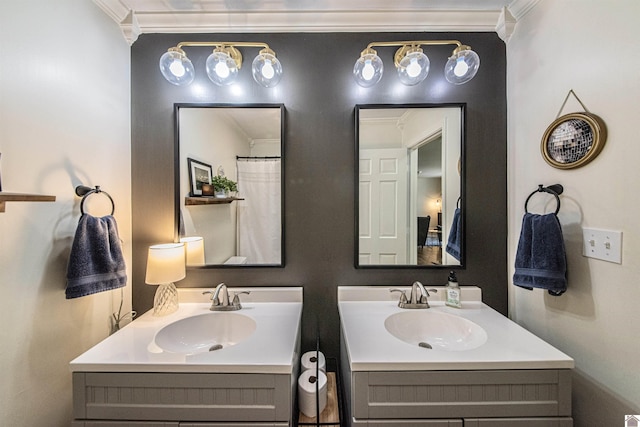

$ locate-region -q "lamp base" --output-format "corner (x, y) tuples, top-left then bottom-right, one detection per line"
(153, 282), (179, 316)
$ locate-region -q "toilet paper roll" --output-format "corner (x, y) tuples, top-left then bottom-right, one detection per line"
(301, 350), (326, 373)
(298, 369), (327, 418)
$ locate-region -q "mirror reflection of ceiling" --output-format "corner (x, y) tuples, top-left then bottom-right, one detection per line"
(93, 1), (523, 43)
(221, 108), (281, 141)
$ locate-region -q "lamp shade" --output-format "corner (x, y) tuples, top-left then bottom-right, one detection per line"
(444, 45), (480, 85)
(180, 236), (205, 266)
(397, 48), (430, 86)
(353, 48), (383, 88)
(206, 48), (239, 86)
(145, 243), (186, 284)
(159, 47), (195, 86)
(251, 48), (283, 88)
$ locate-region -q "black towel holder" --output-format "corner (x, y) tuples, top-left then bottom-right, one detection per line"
(524, 184), (563, 215)
(75, 185), (115, 215)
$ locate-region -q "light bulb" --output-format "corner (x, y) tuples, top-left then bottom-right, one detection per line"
(169, 60), (186, 77)
(453, 57), (469, 77)
(262, 60), (275, 79)
(362, 61), (375, 81)
(215, 61), (230, 79)
(406, 58), (421, 78)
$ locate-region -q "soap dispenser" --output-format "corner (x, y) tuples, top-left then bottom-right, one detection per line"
(445, 271), (462, 308)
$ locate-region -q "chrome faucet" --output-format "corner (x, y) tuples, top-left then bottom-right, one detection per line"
(202, 283), (250, 311)
(390, 281), (438, 309)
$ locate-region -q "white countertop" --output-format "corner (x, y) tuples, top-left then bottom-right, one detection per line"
(338, 286), (574, 371)
(70, 287), (303, 374)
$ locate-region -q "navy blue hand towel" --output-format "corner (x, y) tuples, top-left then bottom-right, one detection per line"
(446, 208), (462, 261)
(66, 214), (127, 299)
(513, 212), (567, 296)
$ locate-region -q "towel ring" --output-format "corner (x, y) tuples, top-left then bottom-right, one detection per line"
(75, 185), (115, 215)
(524, 184), (563, 215)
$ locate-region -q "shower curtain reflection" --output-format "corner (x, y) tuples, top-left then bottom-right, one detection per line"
(237, 158), (282, 264)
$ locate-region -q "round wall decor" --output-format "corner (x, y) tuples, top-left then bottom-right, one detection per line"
(541, 111), (607, 170)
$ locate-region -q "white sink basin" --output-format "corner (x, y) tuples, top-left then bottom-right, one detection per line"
(154, 312), (256, 354)
(384, 310), (487, 351)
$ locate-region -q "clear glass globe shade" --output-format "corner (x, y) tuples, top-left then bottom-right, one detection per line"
(159, 50), (195, 86)
(252, 52), (283, 88)
(353, 53), (383, 88)
(206, 51), (238, 86)
(444, 48), (480, 85)
(397, 51), (430, 86)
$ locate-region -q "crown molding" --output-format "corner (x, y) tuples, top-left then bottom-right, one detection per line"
(495, 7), (517, 42)
(507, 0), (541, 21)
(92, 6), (507, 44)
(138, 9), (502, 33)
(92, 0), (130, 23)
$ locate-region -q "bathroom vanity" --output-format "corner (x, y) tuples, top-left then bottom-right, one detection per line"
(338, 286), (574, 426)
(70, 288), (302, 426)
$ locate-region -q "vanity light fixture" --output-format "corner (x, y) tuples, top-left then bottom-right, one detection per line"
(159, 41), (283, 88)
(353, 40), (480, 87)
(145, 243), (186, 316)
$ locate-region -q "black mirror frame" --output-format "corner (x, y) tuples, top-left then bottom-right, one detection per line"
(354, 103), (466, 269)
(174, 103), (286, 268)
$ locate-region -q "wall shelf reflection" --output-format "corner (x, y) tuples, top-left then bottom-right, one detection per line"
(185, 196), (244, 206)
(0, 192), (56, 213)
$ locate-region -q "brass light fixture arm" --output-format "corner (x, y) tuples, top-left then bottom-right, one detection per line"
(364, 40), (466, 68)
(173, 41), (274, 69)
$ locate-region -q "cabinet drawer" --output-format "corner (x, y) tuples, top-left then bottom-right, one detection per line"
(464, 417), (573, 426)
(180, 423), (289, 426)
(352, 419), (462, 426)
(352, 370), (572, 419)
(71, 423), (178, 426)
(73, 372), (292, 422)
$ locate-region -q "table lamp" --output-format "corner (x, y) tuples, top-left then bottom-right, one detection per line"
(145, 243), (185, 316)
(180, 236), (205, 266)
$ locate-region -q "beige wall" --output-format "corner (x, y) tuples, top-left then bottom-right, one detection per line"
(0, 1), (131, 426)
(507, 0), (640, 424)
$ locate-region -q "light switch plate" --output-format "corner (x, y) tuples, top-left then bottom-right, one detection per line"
(582, 228), (623, 264)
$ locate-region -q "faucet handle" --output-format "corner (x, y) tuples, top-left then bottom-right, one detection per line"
(231, 291), (251, 308)
(390, 288), (408, 304)
(202, 290), (214, 300)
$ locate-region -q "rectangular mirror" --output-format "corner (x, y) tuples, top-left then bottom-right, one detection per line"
(356, 104), (464, 267)
(175, 104), (284, 267)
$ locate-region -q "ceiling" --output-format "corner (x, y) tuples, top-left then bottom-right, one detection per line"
(93, 0), (538, 44)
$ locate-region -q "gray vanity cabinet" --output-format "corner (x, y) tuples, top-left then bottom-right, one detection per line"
(341, 359), (573, 426)
(71, 372), (294, 426)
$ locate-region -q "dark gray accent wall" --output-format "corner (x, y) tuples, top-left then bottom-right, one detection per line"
(131, 32), (507, 359)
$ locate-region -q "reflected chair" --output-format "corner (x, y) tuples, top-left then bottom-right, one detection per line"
(417, 216), (430, 249)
